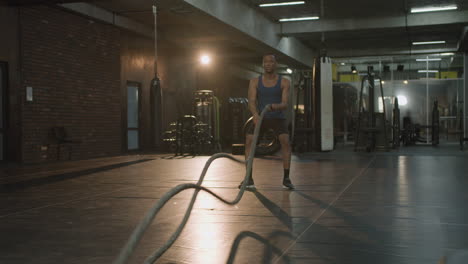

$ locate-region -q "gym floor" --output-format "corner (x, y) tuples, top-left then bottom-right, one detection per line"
(1, 146), (468, 264)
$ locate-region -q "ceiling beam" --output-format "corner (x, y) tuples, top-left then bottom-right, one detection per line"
(329, 47), (458, 58)
(8, 0), (91, 5)
(282, 10), (468, 35)
(458, 26), (468, 52)
(58, 2), (153, 38)
(182, 0), (315, 68)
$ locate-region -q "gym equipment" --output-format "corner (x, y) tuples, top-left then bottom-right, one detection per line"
(293, 73), (314, 152)
(162, 115), (213, 156)
(457, 109), (468, 150)
(333, 83), (358, 146)
(193, 90), (221, 152)
(162, 122), (177, 152)
(194, 90), (214, 137)
(229, 97), (249, 139)
(432, 100), (440, 145)
(243, 117), (281, 156)
(401, 115), (414, 146)
(213, 96), (221, 152)
(228, 97), (249, 155)
(175, 115), (197, 156)
(400, 100), (440, 146)
(113, 105), (274, 264)
(392, 97), (400, 148)
(355, 67), (389, 152)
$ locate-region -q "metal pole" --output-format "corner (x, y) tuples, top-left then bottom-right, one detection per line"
(152, 5), (158, 74)
(390, 57), (394, 82)
(426, 57), (429, 144)
(464, 54), (467, 138)
(368, 69), (375, 129)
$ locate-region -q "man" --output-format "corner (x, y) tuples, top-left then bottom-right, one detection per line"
(240, 54), (294, 190)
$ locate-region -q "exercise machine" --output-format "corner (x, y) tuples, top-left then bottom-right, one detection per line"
(355, 67), (389, 152)
(400, 100), (440, 146)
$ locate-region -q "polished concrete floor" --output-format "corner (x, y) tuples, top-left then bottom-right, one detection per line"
(1, 146), (468, 263)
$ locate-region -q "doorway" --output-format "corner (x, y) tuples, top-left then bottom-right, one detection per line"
(127, 82), (141, 151)
(0, 62), (7, 161)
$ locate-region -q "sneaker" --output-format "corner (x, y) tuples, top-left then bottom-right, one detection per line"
(282, 178), (295, 190)
(238, 177), (255, 190)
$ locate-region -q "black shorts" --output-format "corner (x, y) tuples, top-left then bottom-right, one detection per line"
(246, 118), (289, 136)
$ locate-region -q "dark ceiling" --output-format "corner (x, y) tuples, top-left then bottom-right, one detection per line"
(8, 0), (468, 67)
(245, 0), (468, 20)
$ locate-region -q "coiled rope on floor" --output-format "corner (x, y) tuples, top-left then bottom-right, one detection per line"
(114, 105), (272, 264)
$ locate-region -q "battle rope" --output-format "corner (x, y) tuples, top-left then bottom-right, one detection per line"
(114, 105), (272, 264)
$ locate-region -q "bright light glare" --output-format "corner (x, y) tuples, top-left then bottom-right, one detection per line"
(412, 41), (446, 45)
(411, 5), (457, 13)
(200, 55), (211, 65)
(286, 68), (293, 74)
(260, 1), (305, 7)
(416, 58), (442, 61)
(279, 16), (319, 22)
(397, 95), (408, 106)
(403, 80), (409, 84)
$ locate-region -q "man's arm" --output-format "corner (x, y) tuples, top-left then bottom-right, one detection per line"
(271, 78), (290, 111)
(247, 78), (259, 123)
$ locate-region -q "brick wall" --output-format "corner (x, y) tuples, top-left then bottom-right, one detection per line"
(20, 5), (121, 162)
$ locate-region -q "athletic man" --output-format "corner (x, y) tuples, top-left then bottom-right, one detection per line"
(240, 54), (294, 190)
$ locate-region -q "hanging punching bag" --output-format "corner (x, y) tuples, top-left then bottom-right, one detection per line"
(151, 77), (162, 148)
(313, 57), (334, 151)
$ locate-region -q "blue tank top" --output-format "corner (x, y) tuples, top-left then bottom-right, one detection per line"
(257, 75), (285, 119)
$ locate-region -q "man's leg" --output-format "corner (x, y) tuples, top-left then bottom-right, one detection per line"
(278, 134), (291, 170)
(278, 133), (294, 189)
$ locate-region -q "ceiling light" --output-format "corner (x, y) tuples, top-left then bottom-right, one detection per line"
(440, 52), (455, 56)
(286, 68), (293, 74)
(200, 55), (211, 65)
(351, 65), (357, 73)
(403, 80), (408, 84)
(418, 70), (439, 73)
(279, 16), (319, 22)
(381, 81), (385, 84)
(340, 62), (346, 66)
(411, 5), (457, 13)
(416, 58), (442, 61)
(260, 1), (305, 7)
(412, 41), (446, 45)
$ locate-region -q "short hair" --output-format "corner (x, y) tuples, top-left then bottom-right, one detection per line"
(263, 54), (277, 61)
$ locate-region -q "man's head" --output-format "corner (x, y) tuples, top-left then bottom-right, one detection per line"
(262, 54), (277, 74)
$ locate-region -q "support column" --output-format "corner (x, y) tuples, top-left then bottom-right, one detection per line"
(464, 53), (467, 137)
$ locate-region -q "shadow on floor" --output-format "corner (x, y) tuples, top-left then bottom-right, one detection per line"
(252, 189), (393, 263)
(226, 230), (295, 264)
(294, 190), (382, 237)
(0, 159), (154, 192)
(254, 190), (293, 231)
